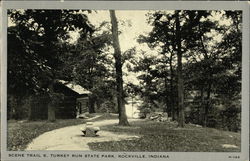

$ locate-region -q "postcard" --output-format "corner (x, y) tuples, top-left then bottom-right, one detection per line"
(1, 1), (249, 161)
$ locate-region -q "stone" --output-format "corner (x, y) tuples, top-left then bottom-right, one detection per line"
(85, 128), (97, 137)
(222, 144), (238, 149)
(80, 122), (100, 137)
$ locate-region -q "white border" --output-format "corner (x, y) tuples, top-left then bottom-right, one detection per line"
(1, 1), (249, 161)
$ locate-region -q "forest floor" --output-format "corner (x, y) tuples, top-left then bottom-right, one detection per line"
(7, 113), (240, 152)
(89, 120), (240, 152)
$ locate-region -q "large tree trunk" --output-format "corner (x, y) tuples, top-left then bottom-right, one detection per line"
(175, 11), (185, 127)
(109, 10), (129, 126)
(44, 31), (56, 122)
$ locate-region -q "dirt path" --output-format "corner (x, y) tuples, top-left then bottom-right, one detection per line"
(26, 119), (141, 151)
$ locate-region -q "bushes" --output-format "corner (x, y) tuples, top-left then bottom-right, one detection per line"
(137, 102), (156, 119)
(218, 106), (241, 132)
(185, 103), (241, 132)
(96, 101), (117, 113)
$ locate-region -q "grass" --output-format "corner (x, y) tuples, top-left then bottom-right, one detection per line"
(7, 114), (241, 152)
(88, 120), (241, 152)
(7, 119), (85, 151)
(7, 113), (117, 151)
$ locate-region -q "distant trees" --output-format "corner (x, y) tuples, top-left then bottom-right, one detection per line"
(135, 10), (242, 131)
(68, 24), (116, 114)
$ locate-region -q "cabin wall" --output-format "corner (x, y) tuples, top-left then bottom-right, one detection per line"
(76, 97), (89, 114)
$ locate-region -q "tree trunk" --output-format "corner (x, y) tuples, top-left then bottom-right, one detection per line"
(169, 52), (175, 121)
(28, 96), (35, 121)
(109, 10), (129, 126)
(48, 103), (55, 122)
(96, 99), (101, 111)
(164, 76), (168, 113)
(175, 11), (185, 127)
(200, 88), (205, 125)
(48, 82), (56, 122)
(203, 82), (211, 127)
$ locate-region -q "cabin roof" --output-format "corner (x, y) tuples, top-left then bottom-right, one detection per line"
(58, 80), (91, 95)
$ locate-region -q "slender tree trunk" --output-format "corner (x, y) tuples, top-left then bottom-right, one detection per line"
(96, 99), (101, 111)
(175, 10), (185, 127)
(199, 28), (212, 127)
(109, 10), (129, 126)
(164, 76), (168, 113)
(200, 88), (205, 125)
(204, 82), (211, 127)
(28, 96), (34, 121)
(48, 82), (56, 122)
(169, 52), (175, 121)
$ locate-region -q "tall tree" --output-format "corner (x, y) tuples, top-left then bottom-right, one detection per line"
(138, 10), (215, 126)
(137, 12), (178, 120)
(175, 10), (185, 127)
(109, 10), (129, 126)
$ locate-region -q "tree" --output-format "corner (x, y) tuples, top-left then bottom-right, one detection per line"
(138, 10), (221, 127)
(175, 11), (185, 127)
(8, 9), (93, 121)
(109, 10), (129, 126)
(70, 29), (115, 113)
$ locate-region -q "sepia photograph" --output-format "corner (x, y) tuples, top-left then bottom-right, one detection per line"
(1, 1), (249, 161)
(6, 8), (242, 151)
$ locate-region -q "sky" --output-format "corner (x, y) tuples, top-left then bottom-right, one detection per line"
(86, 10), (153, 85)
(69, 10), (153, 54)
(88, 10), (152, 52)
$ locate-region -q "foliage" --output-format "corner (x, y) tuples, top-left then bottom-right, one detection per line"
(8, 9), (94, 120)
(7, 9), (242, 131)
(133, 10), (242, 131)
(69, 29), (115, 113)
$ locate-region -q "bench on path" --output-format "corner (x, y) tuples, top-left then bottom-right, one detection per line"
(80, 122), (100, 137)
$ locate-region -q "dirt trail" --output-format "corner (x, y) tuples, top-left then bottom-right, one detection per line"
(26, 119), (141, 151)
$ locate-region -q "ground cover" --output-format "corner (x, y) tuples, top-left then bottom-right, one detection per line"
(7, 119), (85, 151)
(7, 114), (240, 152)
(88, 120), (241, 152)
(7, 113), (117, 151)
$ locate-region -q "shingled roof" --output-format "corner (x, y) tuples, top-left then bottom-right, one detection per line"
(58, 80), (91, 95)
